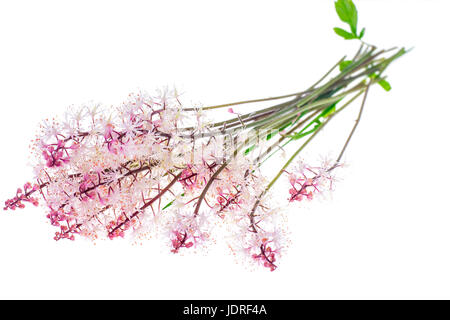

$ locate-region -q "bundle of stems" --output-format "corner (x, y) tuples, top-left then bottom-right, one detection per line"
(182, 43), (406, 221)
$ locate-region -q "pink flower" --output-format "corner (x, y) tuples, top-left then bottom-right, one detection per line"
(287, 160), (339, 203)
(251, 238), (279, 272)
(41, 139), (71, 167)
(3, 88), (343, 271)
(170, 230), (194, 253)
(4, 182), (41, 210)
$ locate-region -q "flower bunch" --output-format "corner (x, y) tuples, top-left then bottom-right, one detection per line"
(2, 0), (406, 271)
(288, 159), (341, 203)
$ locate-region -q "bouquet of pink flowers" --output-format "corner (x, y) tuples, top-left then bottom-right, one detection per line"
(3, 0), (406, 271)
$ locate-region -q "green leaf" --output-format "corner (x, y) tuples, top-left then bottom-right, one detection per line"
(322, 106), (335, 118)
(339, 60), (353, 71)
(162, 200), (174, 210)
(291, 127), (319, 140)
(358, 27), (365, 39)
(320, 103), (337, 118)
(378, 79), (392, 91)
(368, 72), (378, 80)
(335, 0), (358, 35)
(244, 145), (256, 155)
(291, 121), (321, 140)
(162, 193), (185, 210)
(333, 27), (357, 40)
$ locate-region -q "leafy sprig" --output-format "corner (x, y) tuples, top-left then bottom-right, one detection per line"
(333, 0), (365, 40)
(334, 0), (393, 91)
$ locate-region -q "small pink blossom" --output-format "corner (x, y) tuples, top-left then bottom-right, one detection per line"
(251, 238), (279, 272)
(170, 230), (194, 253)
(4, 182), (40, 210)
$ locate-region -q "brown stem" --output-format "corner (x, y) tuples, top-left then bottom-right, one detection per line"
(193, 162), (228, 216)
(108, 171), (182, 235)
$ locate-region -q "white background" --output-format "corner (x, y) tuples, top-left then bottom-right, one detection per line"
(0, 0), (449, 299)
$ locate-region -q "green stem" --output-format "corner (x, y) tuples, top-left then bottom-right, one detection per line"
(333, 80), (372, 167)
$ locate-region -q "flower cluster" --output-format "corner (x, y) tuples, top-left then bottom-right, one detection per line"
(287, 159), (341, 203)
(4, 182), (40, 210)
(252, 238), (279, 272)
(42, 139), (75, 168)
(3, 88), (344, 271)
